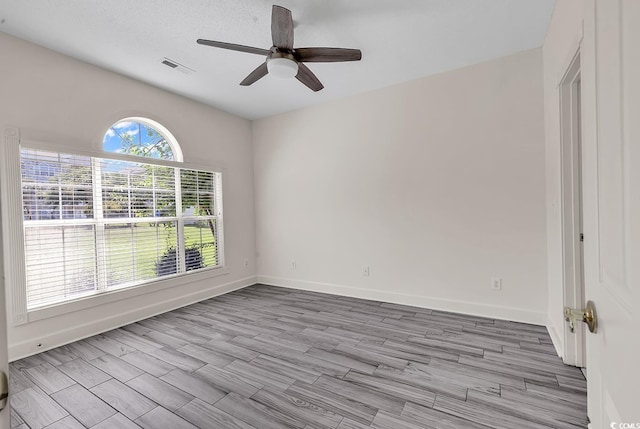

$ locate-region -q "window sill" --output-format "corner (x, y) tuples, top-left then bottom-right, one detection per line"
(25, 266), (229, 323)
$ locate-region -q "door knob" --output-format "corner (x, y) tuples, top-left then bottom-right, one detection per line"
(564, 300), (598, 333)
(0, 370), (7, 411)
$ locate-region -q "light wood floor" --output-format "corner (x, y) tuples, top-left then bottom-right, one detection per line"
(9, 284), (588, 429)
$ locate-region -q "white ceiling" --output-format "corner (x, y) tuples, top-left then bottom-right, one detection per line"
(0, 0), (555, 120)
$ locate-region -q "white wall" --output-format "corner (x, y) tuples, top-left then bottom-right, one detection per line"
(253, 48), (548, 324)
(0, 33), (257, 360)
(542, 0), (585, 356)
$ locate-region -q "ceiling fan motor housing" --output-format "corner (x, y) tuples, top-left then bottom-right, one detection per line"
(267, 50), (298, 78)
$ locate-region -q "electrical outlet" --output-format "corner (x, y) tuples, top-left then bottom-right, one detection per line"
(363, 266), (370, 277)
(291, 260), (297, 270)
(491, 277), (502, 291)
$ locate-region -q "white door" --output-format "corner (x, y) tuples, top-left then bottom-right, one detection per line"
(580, 0), (640, 426)
(0, 191), (10, 427)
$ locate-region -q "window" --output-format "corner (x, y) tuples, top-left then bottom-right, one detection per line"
(103, 117), (183, 161)
(18, 120), (222, 310)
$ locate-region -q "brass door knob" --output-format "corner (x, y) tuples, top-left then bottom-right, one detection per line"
(564, 300), (598, 333)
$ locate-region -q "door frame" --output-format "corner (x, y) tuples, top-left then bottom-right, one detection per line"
(559, 48), (587, 368)
(0, 148), (10, 427)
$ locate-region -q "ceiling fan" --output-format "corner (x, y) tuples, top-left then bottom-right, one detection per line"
(197, 5), (362, 92)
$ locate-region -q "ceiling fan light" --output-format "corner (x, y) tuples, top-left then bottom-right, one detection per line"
(267, 57), (299, 79)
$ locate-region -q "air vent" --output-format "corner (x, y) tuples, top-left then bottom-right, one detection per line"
(160, 58), (195, 75)
(161, 59), (178, 68)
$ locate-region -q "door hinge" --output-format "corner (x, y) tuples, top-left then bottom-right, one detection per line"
(580, 233), (584, 242)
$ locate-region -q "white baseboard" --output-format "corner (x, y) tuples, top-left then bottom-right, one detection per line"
(9, 275), (256, 361)
(257, 275), (546, 325)
(547, 316), (565, 358)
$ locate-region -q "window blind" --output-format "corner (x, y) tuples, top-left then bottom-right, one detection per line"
(20, 148), (223, 309)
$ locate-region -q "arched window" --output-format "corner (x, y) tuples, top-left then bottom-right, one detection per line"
(103, 117), (183, 161)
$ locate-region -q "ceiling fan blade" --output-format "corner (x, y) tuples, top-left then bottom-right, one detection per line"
(197, 39), (270, 56)
(295, 63), (324, 92)
(240, 62), (269, 86)
(295, 47), (362, 62)
(271, 5), (294, 50)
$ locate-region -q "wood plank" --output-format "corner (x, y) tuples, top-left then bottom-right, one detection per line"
(160, 368), (227, 404)
(254, 333), (311, 353)
(177, 344), (236, 367)
(142, 330), (191, 349)
(427, 357), (526, 389)
(313, 375), (405, 415)
(135, 406), (198, 429)
(58, 358), (112, 388)
(482, 350), (583, 379)
(333, 343), (408, 369)
(401, 402), (492, 429)
(466, 389), (587, 429)
(43, 415), (84, 429)
(8, 364), (34, 394)
(196, 364), (261, 397)
(252, 388), (343, 429)
(24, 363), (75, 394)
(285, 380), (377, 426)
(121, 351), (177, 377)
(457, 354), (560, 385)
(149, 347), (207, 372)
(10, 387), (68, 429)
(10, 407), (25, 428)
(215, 392), (296, 429)
(354, 341), (439, 364)
(250, 354), (321, 385)
(90, 378), (157, 420)
(305, 348), (377, 375)
(406, 336), (484, 356)
(51, 384), (117, 427)
(104, 328), (163, 354)
(344, 371), (436, 408)
(65, 340), (106, 361)
(126, 373), (194, 412)
(40, 346), (77, 367)
(205, 339), (261, 361)
(370, 410), (426, 429)
(92, 413), (141, 429)
(433, 393), (558, 429)
(231, 335), (301, 358)
(337, 418), (373, 429)
(89, 354), (144, 383)
(524, 380), (588, 406)
(85, 334), (137, 357)
(272, 349), (351, 378)
(500, 385), (588, 420)
(373, 364), (469, 400)
(176, 398), (257, 429)
(224, 359), (296, 392)
(378, 339), (459, 362)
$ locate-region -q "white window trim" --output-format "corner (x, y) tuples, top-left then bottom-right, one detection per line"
(1, 127), (28, 325)
(0, 127), (227, 326)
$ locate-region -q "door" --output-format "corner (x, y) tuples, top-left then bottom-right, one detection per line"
(580, 0), (640, 426)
